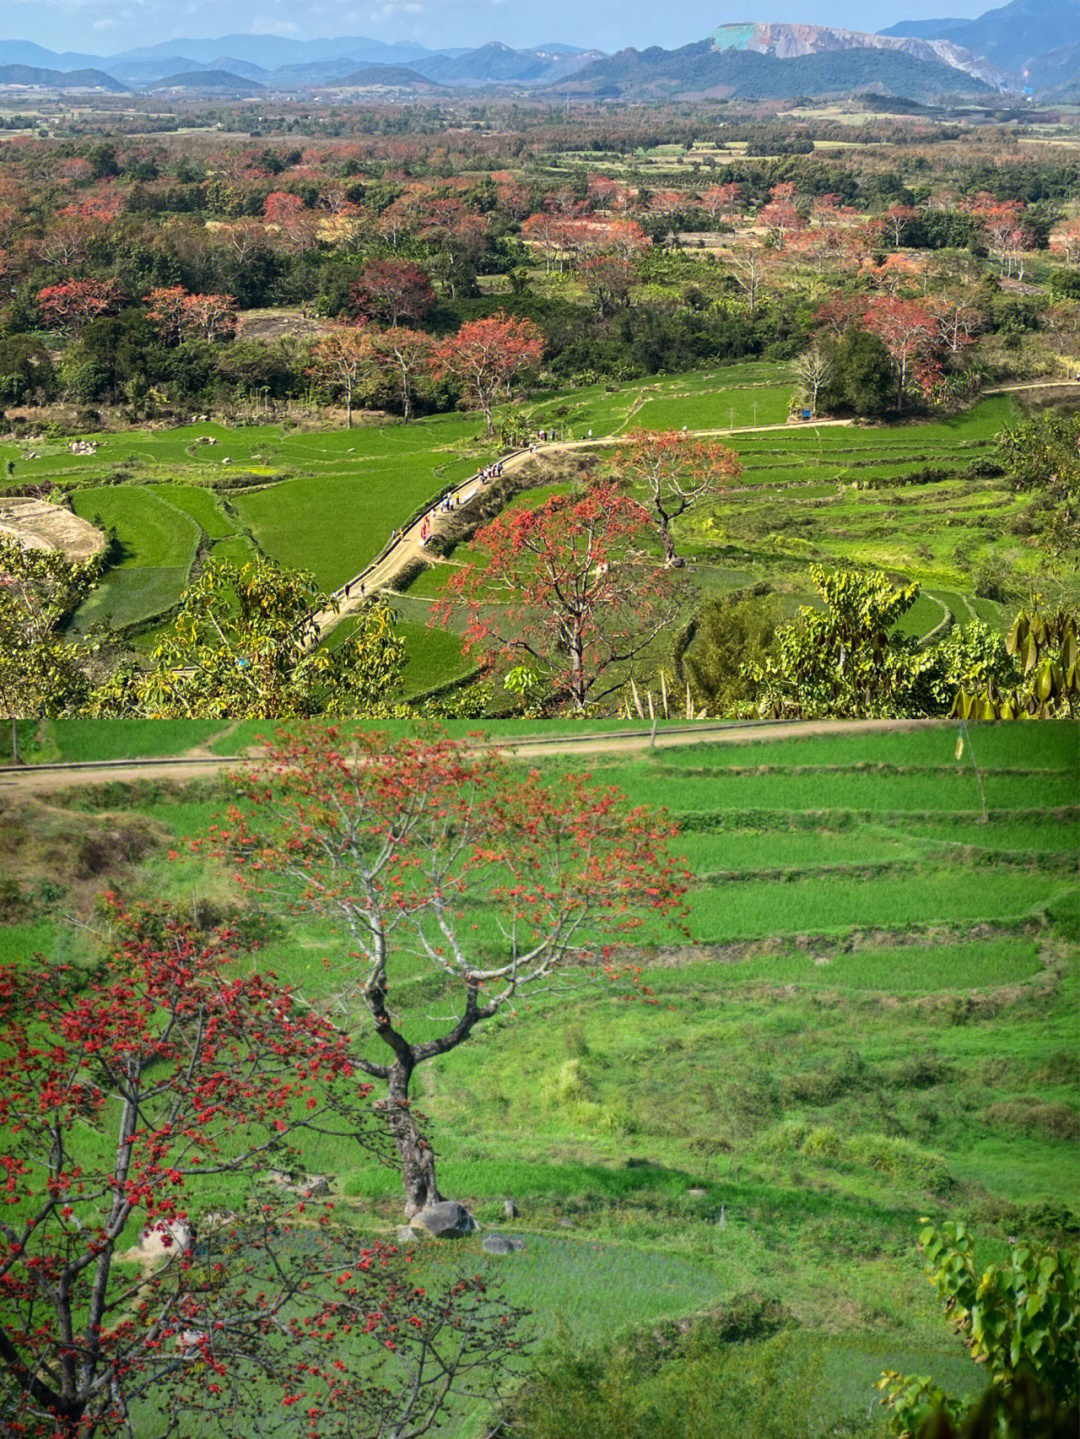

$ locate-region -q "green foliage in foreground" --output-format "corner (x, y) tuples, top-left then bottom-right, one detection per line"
(879, 1221), (1079, 1438)
(743, 567), (1019, 720)
(97, 559), (406, 719)
(953, 611), (1080, 722)
(0, 536), (100, 718)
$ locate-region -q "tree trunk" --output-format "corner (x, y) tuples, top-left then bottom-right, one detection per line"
(382, 1060), (442, 1217)
(658, 512), (677, 564)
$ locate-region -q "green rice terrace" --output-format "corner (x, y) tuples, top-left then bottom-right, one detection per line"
(1, 718), (1077, 1435)
(1, 361), (1058, 695)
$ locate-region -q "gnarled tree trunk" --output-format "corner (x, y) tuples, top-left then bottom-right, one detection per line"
(380, 1058), (442, 1217)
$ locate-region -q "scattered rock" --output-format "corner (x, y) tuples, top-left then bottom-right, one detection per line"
(263, 1169), (331, 1198)
(557, 1217), (575, 1228)
(137, 1220), (192, 1259)
(395, 1226), (417, 1245)
(411, 1200), (476, 1238)
(482, 1234), (524, 1255)
(503, 1198), (519, 1220)
(687, 1187), (707, 1198)
(201, 1211), (238, 1231)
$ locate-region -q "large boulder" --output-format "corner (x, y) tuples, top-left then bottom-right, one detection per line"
(411, 1201), (476, 1238)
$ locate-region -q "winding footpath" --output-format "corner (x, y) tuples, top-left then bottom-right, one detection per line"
(314, 418), (855, 638)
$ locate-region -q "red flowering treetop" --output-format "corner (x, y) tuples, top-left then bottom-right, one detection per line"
(431, 313), (543, 435)
(442, 480), (681, 712)
(614, 430), (741, 564)
(0, 901), (523, 1437)
(36, 280), (125, 334)
(216, 727), (688, 1213)
(347, 259), (436, 328)
(146, 287), (239, 344)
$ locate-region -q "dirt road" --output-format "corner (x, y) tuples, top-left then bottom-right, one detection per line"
(0, 716), (948, 802)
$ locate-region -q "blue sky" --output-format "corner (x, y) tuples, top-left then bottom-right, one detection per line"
(2, 0), (992, 56)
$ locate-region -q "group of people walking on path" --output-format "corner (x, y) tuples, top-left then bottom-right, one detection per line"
(337, 447), (516, 604)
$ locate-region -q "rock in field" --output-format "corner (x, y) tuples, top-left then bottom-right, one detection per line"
(482, 1234), (524, 1255)
(411, 1200), (477, 1238)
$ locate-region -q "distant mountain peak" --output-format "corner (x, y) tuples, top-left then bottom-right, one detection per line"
(710, 21), (1009, 89)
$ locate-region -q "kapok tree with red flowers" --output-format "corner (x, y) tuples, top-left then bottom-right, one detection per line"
(0, 901), (523, 1438)
(442, 481), (680, 711)
(307, 325), (375, 428)
(347, 259), (436, 328)
(615, 430), (741, 564)
(147, 287), (238, 344)
(432, 313), (543, 435)
(37, 279), (125, 334)
(862, 296), (942, 409)
(220, 728), (688, 1215)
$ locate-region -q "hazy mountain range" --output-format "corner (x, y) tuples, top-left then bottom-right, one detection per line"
(0, 0), (1074, 102)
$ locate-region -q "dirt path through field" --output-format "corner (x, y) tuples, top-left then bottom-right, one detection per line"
(0, 717), (948, 802)
(313, 418), (856, 638)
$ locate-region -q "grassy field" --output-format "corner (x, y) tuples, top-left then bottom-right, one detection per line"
(1, 720), (1076, 1436)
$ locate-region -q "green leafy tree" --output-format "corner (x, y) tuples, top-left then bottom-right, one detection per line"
(744, 566), (932, 718)
(923, 619), (1019, 713)
(879, 1220), (1079, 1438)
(995, 412), (1080, 563)
(0, 537), (96, 719)
(951, 609), (1079, 720)
(819, 328), (895, 418)
(92, 559), (406, 718)
(0, 334), (57, 406)
(678, 589), (777, 717)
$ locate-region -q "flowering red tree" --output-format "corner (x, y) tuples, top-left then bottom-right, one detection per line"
(443, 481), (680, 709)
(615, 430), (741, 564)
(0, 901), (526, 1437)
(146, 287), (238, 343)
(968, 195), (1035, 278)
(347, 260), (435, 328)
(432, 313), (543, 435)
(862, 296), (942, 408)
(220, 728), (687, 1213)
(699, 182), (742, 224)
(37, 279), (124, 334)
(263, 192), (321, 253)
(758, 183), (805, 248)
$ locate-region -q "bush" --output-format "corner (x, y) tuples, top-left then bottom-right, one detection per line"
(847, 1135), (952, 1194)
(499, 1296), (809, 1439)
